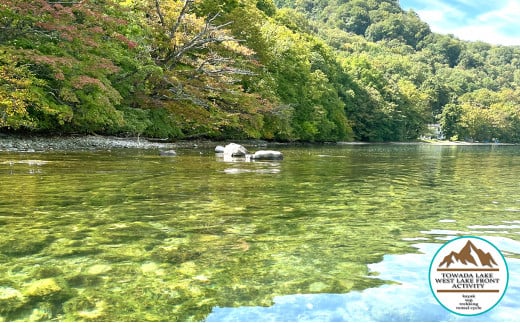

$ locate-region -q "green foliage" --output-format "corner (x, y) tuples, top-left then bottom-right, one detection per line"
(256, 0), (277, 16)
(365, 11), (429, 48)
(258, 20), (354, 141)
(440, 89), (520, 142)
(0, 0), (519, 142)
(0, 0), (149, 134)
(144, 108), (184, 138)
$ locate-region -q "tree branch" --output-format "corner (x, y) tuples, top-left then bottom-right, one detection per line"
(194, 53), (255, 78)
(154, 0), (165, 27)
(170, 0), (193, 39)
(168, 17), (236, 65)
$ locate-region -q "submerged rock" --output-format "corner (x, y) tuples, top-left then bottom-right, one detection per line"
(24, 278), (62, 298)
(23, 278), (72, 302)
(28, 302), (54, 321)
(76, 300), (107, 320)
(85, 264), (112, 276)
(150, 244), (202, 264)
(44, 238), (101, 257)
(63, 296), (107, 321)
(0, 287), (26, 314)
(0, 234), (53, 256)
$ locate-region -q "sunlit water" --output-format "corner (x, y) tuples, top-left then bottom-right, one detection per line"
(0, 143), (519, 321)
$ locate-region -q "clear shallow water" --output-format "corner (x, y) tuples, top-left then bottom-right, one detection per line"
(0, 143), (519, 321)
(208, 241), (520, 322)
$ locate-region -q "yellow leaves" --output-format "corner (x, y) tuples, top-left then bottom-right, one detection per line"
(0, 89), (30, 110)
(0, 65), (33, 125)
(118, 0), (135, 7)
(0, 58), (75, 129)
(222, 40), (255, 57)
(0, 65), (32, 88)
(397, 79), (428, 107)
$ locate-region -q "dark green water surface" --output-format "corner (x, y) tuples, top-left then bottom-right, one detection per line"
(1, 144), (520, 321)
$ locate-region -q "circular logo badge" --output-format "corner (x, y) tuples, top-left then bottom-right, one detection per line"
(429, 236), (509, 316)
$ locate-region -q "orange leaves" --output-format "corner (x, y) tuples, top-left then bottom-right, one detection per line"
(22, 50), (76, 68)
(71, 75), (106, 90)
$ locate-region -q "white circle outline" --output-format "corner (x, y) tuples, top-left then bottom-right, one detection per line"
(428, 235), (509, 316)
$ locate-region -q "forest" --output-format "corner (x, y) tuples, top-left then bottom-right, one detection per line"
(1, 0), (520, 142)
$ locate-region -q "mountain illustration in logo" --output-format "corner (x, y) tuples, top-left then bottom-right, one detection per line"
(439, 240), (498, 268)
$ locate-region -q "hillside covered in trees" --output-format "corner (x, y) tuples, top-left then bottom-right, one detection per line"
(1, 0), (520, 142)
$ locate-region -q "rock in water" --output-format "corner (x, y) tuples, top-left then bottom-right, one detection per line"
(251, 150), (283, 160)
(24, 278), (63, 300)
(0, 287), (26, 314)
(223, 143), (248, 157)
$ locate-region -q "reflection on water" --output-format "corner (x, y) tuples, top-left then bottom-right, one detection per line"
(0, 144), (520, 321)
(207, 238), (520, 322)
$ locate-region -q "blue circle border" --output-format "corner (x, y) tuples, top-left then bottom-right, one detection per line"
(428, 235), (510, 316)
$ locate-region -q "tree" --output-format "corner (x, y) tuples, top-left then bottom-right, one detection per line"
(439, 89), (520, 143)
(0, 0), (143, 133)
(419, 34), (462, 68)
(256, 0), (276, 16)
(439, 103), (464, 140)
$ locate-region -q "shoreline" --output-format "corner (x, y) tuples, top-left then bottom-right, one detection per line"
(0, 134), (517, 153)
(0, 134), (177, 152)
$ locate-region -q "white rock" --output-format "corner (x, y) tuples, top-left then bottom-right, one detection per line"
(251, 150), (283, 160)
(223, 143), (248, 157)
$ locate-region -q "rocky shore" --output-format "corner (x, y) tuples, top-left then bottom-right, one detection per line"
(0, 135), (181, 152)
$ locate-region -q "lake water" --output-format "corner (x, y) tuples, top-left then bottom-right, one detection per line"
(0, 143), (519, 321)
